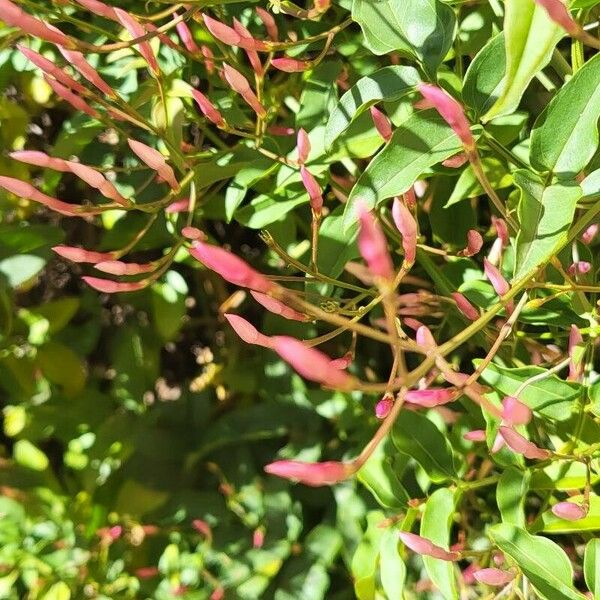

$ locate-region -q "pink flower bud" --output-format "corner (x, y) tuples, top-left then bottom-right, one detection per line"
(463, 429), (486, 442)
(492, 216), (509, 247)
(56, 46), (116, 98)
(127, 139), (178, 190)
(95, 260), (154, 276)
(460, 229), (483, 257)
(82, 276), (147, 293)
(191, 89), (225, 127)
(417, 83), (474, 149)
(328, 352), (353, 370)
(551, 501), (589, 521)
(268, 125), (295, 136)
(52, 245), (115, 264)
(405, 388), (455, 408)
(296, 128), (310, 164)
(264, 459), (353, 486)
(358, 205), (394, 281)
(181, 226), (202, 240)
(210, 587), (224, 600)
(451, 292), (479, 321)
(175, 16), (200, 54)
(201, 45), (215, 74)
(73, 0), (118, 21)
(499, 426), (550, 460)
(483, 259), (510, 296)
(534, 0), (579, 35)
(67, 162), (127, 205)
(568, 324), (584, 381)
(0, 0), (70, 45)
(190, 241), (275, 293)
(253, 527), (265, 549)
(192, 519), (212, 537)
(473, 568), (515, 586)
(202, 13), (242, 45)
(135, 566), (159, 579)
(399, 532), (459, 561)
(233, 18), (263, 75)
(45, 76), (100, 118)
(375, 396), (393, 419)
(165, 198), (190, 213)
(222, 64), (266, 117)
(224, 314), (273, 348)
(300, 166), (323, 213)
(10, 150), (69, 171)
(16, 45), (86, 93)
(370, 106), (393, 142)
(250, 291), (308, 322)
(271, 57), (311, 72)
(501, 396), (532, 426)
(256, 7), (278, 41)
(582, 223), (598, 245)
(272, 335), (355, 390)
(114, 8), (159, 75)
(442, 153), (468, 168)
(568, 261), (591, 276)
(416, 325), (436, 349)
(391, 197), (417, 264)
(404, 186), (417, 208)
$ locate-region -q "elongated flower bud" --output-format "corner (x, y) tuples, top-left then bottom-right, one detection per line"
(551, 501), (588, 521)
(271, 57), (311, 72)
(370, 106), (393, 142)
(442, 152), (468, 168)
(534, 0), (579, 35)
(473, 568), (515, 586)
(256, 7), (278, 41)
(492, 216), (509, 247)
(233, 19), (262, 75)
(10, 150), (68, 171)
(460, 229), (483, 257)
(329, 352), (352, 370)
(463, 429), (486, 442)
(452, 292), (479, 321)
(127, 139), (178, 190)
(483, 259), (510, 296)
(202, 13), (242, 45)
(57, 46), (116, 98)
(176, 16), (200, 54)
(272, 335), (355, 390)
(300, 166), (323, 213)
(222, 63), (266, 117)
(264, 459), (353, 486)
(405, 388), (455, 408)
(73, 0), (118, 21)
(95, 260), (155, 276)
(568, 261), (591, 276)
(67, 162), (127, 205)
(358, 205), (393, 281)
(17, 45), (86, 93)
(114, 8), (159, 75)
(224, 314), (273, 348)
(53, 245), (115, 264)
(417, 83), (474, 149)
(165, 198), (190, 213)
(250, 291), (308, 322)
(416, 325), (436, 348)
(201, 45), (215, 74)
(181, 226), (202, 240)
(82, 276), (147, 293)
(568, 324), (584, 381)
(499, 426), (550, 460)
(582, 223), (598, 245)
(399, 532), (459, 561)
(391, 197), (417, 264)
(501, 396), (532, 426)
(296, 128), (310, 164)
(45, 76), (100, 118)
(190, 241), (275, 293)
(191, 89), (225, 127)
(0, 0), (71, 46)
(375, 396), (393, 419)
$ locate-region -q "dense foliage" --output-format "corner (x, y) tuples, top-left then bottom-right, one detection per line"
(1, 0), (600, 598)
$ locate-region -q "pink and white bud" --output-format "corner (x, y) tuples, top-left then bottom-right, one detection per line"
(0, 0), (70, 46)
(57, 46), (116, 98)
(358, 205), (394, 281)
(296, 128), (310, 164)
(52, 245), (115, 264)
(82, 276), (147, 293)
(114, 8), (159, 75)
(460, 229), (483, 257)
(190, 241), (275, 293)
(416, 325), (436, 349)
(405, 388), (455, 408)
(222, 64), (266, 117)
(232, 18), (263, 75)
(463, 429), (486, 442)
(272, 335), (355, 390)
(67, 162), (127, 205)
(568, 324), (584, 381)
(417, 83), (474, 149)
(451, 292), (479, 321)
(499, 426), (550, 460)
(370, 106), (393, 142)
(501, 396), (532, 426)
(375, 396), (393, 419)
(264, 459), (354, 486)
(202, 14), (242, 45)
(268, 125), (295, 136)
(483, 259), (510, 296)
(73, 0), (118, 21)
(492, 216), (509, 248)
(534, 0), (579, 35)
(45, 76), (100, 118)
(181, 226), (202, 240)
(10, 150), (69, 172)
(256, 7), (278, 41)
(176, 16), (200, 54)
(271, 57), (311, 73)
(391, 197), (417, 264)
(95, 260), (155, 276)
(473, 568), (515, 586)
(250, 291), (308, 322)
(568, 261), (592, 276)
(224, 314), (273, 348)
(300, 166), (323, 213)
(399, 532), (459, 561)
(127, 139), (178, 190)
(191, 89), (225, 127)
(582, 223), (598, 245)
(551, 501), (589, 521)
(442, 153), (468, 168)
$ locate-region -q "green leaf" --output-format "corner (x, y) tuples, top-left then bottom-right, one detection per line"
(235, 188), (308, 228)
(352, 0), (456, 77)
(533, 494), (600, 533)
(14, 439), (49, 471)
(351, 511), (386, 600)
(37, 341), (87, 397)
(477, 361), (581, 421)
(0, 254), (46, 289)
(297, 60), (343, 131)
(483, 0), (563, 121)
(497, 467), (530, 527)
(379, 529), (406, 599)
(489, 524), (587, 600)
(324, 65), (420, 148)
(584, 539), (600, 598)
(151, 270), (188, 342)
(41, 582), (71, 600)
(316, 209), (359, 278)
(420, 488), (459, 600)
(343, 109), (463, 231)
(392, 410), (458, 483)
(530, 53), (600, 177)
(513, 170), (582, 280)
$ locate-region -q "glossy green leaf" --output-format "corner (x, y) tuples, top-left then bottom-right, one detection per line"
(483, 0), (563, 121)
(351, 511), (386, 600)
(379, 529), (406, 599)
(497, 467), (530, 527)
(513, 170), (582, 280)
(489, 524), (587, 600)
(392, 410), (458, 483)
(584, 539), (600, 598)
(324, 65), (420, 148)
(420, 488), (459, 600)
(531, 53), (600, 177)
